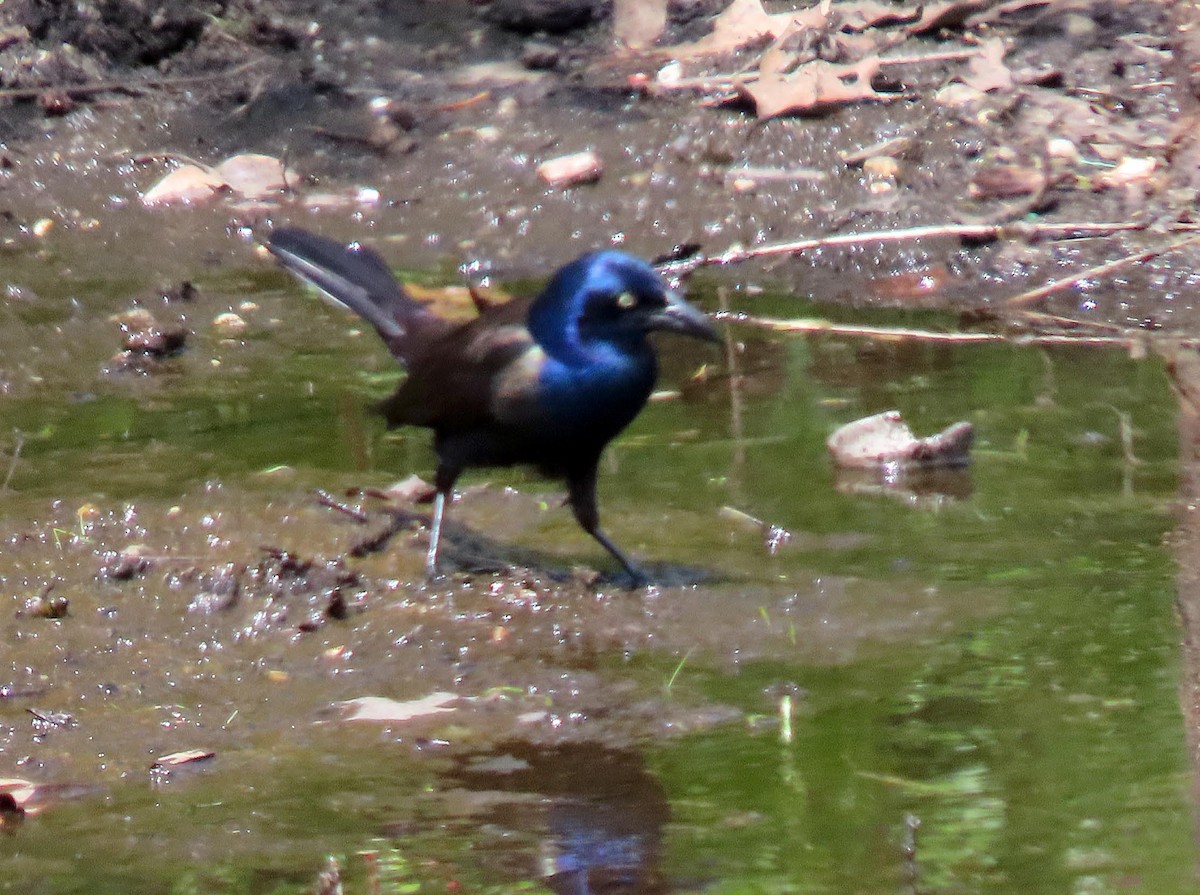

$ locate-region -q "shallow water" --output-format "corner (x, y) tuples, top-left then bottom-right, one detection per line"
(0, 255), (1191, 893)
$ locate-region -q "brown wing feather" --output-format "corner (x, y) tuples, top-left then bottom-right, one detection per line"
(379, 297), (537, 430)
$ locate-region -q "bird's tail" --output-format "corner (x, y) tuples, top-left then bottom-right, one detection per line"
(266, 227), (435, 359)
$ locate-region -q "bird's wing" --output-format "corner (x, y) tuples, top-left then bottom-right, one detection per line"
(379, 298), (544, 430)
(268, 228), (447, 360)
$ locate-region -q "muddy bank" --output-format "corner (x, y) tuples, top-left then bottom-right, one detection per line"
(1, 0), (1199, 330)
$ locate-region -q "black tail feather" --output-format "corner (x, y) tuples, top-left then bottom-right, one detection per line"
(267, 228), (431, 352)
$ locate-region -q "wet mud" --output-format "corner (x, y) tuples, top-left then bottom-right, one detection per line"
(1, 0), (1199, 327)
(1, 1), (1199, 891)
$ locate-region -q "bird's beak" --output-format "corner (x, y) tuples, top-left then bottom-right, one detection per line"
(647, 290), (721, 343)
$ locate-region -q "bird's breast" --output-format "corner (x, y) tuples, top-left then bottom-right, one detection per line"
(491, 343), (656, 441)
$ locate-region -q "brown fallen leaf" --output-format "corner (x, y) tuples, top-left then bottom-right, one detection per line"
(405, 282), (497, 319)
(736, 56), (901, 119)
(613, 0), (667, 49)
(973, 0), (1053, 27)
(907, 0), (997, 35)
(839, 0), (923, 33)
(340, 692), (459, 723)
(958, 38), (1012, 93)
(669, 0), (830, 59)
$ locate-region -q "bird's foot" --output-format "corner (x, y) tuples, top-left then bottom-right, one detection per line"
(619, 564), (652, 590)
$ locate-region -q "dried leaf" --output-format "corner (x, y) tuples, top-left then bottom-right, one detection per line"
(141, 164), (227, 207)
(958, 38), (1012, 92)
(757, 19), (804, 77)
(736, 56), (899, 119)
(1095, 156), (1157, 189)
(404, 281), (505, 313)
(838, 0), (922, 33)
(974, 0), (1053, 27)
(670, 0), (829, 59)
(614, 0), (667, 49)
(907, 0), (996, 35)
(340, 692), (459, 723)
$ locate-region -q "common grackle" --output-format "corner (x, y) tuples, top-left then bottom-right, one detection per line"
(267, 228), (719, 585)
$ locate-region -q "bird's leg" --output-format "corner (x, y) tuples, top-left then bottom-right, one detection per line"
(567, 465), (649, 587)
(426, 465), (458, 581)
(426, 489), (447, 580)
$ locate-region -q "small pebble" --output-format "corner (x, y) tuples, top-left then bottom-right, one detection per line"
(213, 312), (247, 335)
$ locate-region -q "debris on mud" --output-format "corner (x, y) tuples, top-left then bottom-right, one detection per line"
(108, 308), (189, 373)
(0, 0), (1197, 332)
(17, 584), (70, 619)
(100, 546), (154, 580)
(27, 707), (78, 732)
(171, 547), (368, 633)
(339, 692), (460, 724)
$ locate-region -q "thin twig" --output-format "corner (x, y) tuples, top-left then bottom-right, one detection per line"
(1005, 234), (1200, 306)
(714, 310), (1189, 349)
(652, 48), (981, 94)
(1019, 311), (1127, 332)
(716, 311), (1000, 342)
(0, 59), (265, 101)
(877, 49), (983, 66)
(660, 220), (1154, 278)
(724, 165), (826, 183)
(314, 489), (370, 524)
(2, 431), (24, 492)
(718, 287), (747, 498)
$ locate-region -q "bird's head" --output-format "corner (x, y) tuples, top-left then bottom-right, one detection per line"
(528, 251), (719, 362)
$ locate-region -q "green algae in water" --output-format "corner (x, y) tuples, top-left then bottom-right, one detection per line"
(0, 274), (1192, 893)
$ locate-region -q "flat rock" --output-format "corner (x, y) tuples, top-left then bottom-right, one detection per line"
(827, 410), (973, 469)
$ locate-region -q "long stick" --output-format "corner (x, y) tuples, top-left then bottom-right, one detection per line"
(0, 59), (264, 101)
(714, 310), (1190, 349)
(2, 431), (24, 492)
(1005, 234), (1200, 306)
(660, 220), (1155, 277)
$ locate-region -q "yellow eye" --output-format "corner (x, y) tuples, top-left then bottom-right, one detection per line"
(616, 292), (637, 310)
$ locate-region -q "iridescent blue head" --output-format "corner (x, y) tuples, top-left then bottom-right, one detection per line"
(527, 250), (719, 365)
